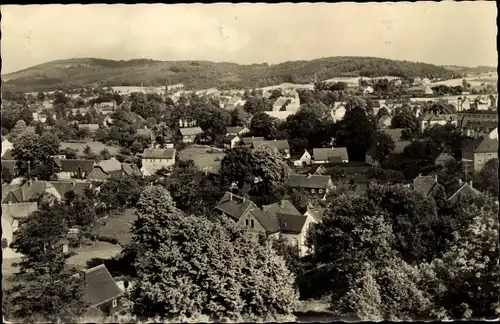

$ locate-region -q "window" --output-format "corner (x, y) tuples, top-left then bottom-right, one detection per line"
(245, 219), (249, 226)
(318, 189), (323, 194)
(311, 188), (315, 193)
(478, 160), (482, 165)
(488, 154), (492, 159)
(250, 220), (255, 228)
(112, 299), (117, 308)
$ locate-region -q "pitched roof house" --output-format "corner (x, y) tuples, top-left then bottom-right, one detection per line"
(141, 148), (176, 176)
(179, 127), (204, 143)
(241, 136), (265, 146)
(413, 174), (439, 196)
(461, 136), (498, 172)
(287, 174), (334, 199)
(58, 159), (96, 179)
(312, 147), (349, 163)
(226, 126), (250, 136)
(82, 264), (123, 319)
(2, 202), (39, 258)
(262, 200), (302, 219)
(49, 181), (92, 200)
(445, 178), (482, 206)
(87, 158), (123, 182)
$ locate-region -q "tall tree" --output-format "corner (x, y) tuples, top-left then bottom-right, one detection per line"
(336, 106), (375, 161)
(131, 186), (299, 322)
(4, 203), (86, 323)
(250, 112), (279, 139)
(391, 107), (420, 139)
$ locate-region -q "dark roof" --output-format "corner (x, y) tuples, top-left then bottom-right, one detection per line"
(21, 181), (54, 201)
(413, 175), (438, 196)
(226, 126), (247, 134)
(253, 140), (290, 152)
(242, 137), (265, 145)
(142, 148), (176, 159)
(224, 134), (240, 143)
(215, 192), (256, 220)
(122, 163), (142, 177)
(83, 264), (122, 307)
(287, 174), (331, 189)
(60, 159), (95, 173)
(2, 187), (23, 203)
(276, 213), (308, 234)
(445, 178), (481, 201)
(262, 200), (301, 218)
(473, 137), (498, 153)
(49, 181), (91, 198)
(313, 147), (349, 162)
(250, 208), (281, 234)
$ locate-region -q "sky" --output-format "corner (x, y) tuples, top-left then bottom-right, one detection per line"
(1, 3), (497, 74)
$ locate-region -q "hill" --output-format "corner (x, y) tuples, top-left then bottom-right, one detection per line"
(2, 56), (460, 92)
(441, 65), (497, 74)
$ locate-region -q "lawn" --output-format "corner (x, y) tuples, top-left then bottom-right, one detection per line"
(91, 208), (137, 247)
(60, 141), (121, 157)
(178, 145), (226, 174)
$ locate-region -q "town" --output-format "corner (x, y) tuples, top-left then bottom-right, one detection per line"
(1, 3), (498, 324)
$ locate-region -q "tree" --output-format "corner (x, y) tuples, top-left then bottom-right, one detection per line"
(367, 183), (441, 263)
(4, 203), (86, 323)
(376, 107), (390, 120)
(100, 148), (111, 160)
(131, 186), (299, 322)
(473, 158), (498, 197)
(8, 120), (28, 142)
(220, 146), (291, 197)
(98, 176), (142, 213)
(230, 106), (250, 126)
(424, 203), (499, 319)
(250, 112), (279, 139)
(162, 160), (204, 213)
(373, 131), (395, 165)
(243, 96), (272, 114)
(336, 106), (375, 161)
(391, 107), (420, 139)
(82, 145), (97, 160)
(307, 194), (394, 301)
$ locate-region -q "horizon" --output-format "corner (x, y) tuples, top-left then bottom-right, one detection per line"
(1, 3), (497, 74)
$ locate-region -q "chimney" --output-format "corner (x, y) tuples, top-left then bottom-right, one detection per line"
(230, 192), (233, 201)
(279, 200), (285, 208)
(458, 179), (463, 186)
(434, 174), (438, 182)
(469, 180), (473, 188)
(307, 173), (312, 178)
(243, 196), (246, 202)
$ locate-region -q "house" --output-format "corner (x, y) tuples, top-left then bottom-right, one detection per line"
(276, 212), (316, 257)
(446, 179), (482, 207)
(241, 136), (265, 147)
(2, 138), (13, 158)
(252, 139), (291, 159)
(10, 180), (62, 202)
(122, 163), (143, 177)
(224, 135), (241, 149)
(272, 97), (290, 111)
(87, 158), (123, 182)
(94, 101), (116, 115)
(264, 110), (296, 120)
(457, 109), (498, 126)
(434, 151), (456, 167)
(420, 114), (458, 130)
(286, 174), (334, 199)
(461, 136), (498, 172)
(311, 164), (328, 176)
(224, 96), (246, 110)
(140, 148), (176, 176)
(179, 127), (203, 143)
(82, 264), (123, 320)
(215, 192), (281, 241)
(2, 202), (39, 259)
(304, 204), (325, 222)
(461, 121), (497, 139)
(49, 181), (92, 200)
(312, 147), (349, 164)
(408, 85), (433, 95)
(293, 150), (312, 167)
(413, 174), (439, 196)
(57, 159), (95, 180)
(262, 199), (302, 219)
(226, 126), (250, 137)
(489, 127), (498, 140)
(78, 124), (100, 134)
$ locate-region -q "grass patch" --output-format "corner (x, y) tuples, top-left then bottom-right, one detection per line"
(60, 141), (121, 157)
(178, 146), (226, 174)
(91, 208), (137, 247)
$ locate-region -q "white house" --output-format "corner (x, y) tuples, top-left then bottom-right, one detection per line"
(293, 150), (312, 166)
(488, 127), (498, 140)
(141, 148), (176, 176)
(1, 138), (13, 158)
(224, 135), (241, 149)
(2, 202), (39, 259)
(330, 105), (346, 122)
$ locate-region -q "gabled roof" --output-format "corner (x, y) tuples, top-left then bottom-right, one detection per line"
(276, 213), (308, 234)
(313, 147), (349, 162)
(471, 137), (498, 153)
(142, 148), (176, 159)
(2, 202), (38, 224)
(1, 160), (16, 170)
(262, 200), (301, 219)
(83, 264), (123, 308)
(382, 128), (404, 142)
(122, 163), (142, 177)
(273, 97), (288, 107)
(413, 175), (438, 196)
(78, 124), (100, 131)
(179, 127), (203, 136)
(224, 134), (240, 143)
(435, 152), (456, 164)
(49, 181), (91, 199)
(249, 208), (281, 234)
(2, 187), (23, 203)
(253, 140), (290, 152)
(446, 179), (481, 201)
(287, 174), (331, 189)
(392, 141), (412, 154)
(305, 205), (325, 222)
(226, 126), (247, 134)
(60, 159), (95, 173)
(97, 158), (122, 172)
(21, 181), (54, 202)
(215, 192), (256, 221)
(242, 137), (265, 145)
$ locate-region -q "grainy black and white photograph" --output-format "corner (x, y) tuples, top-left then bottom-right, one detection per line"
(1, 2), (498, 323)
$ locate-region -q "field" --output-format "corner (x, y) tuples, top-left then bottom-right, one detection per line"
(178, 145), (226, 174)
(60, 141), (121, 156)
(91, 208), (137, 247)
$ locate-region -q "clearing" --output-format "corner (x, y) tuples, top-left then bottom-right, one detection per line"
(60, 141), (121, 156)
(178, 145), (226, 174)
(91, 208), (137, 247)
